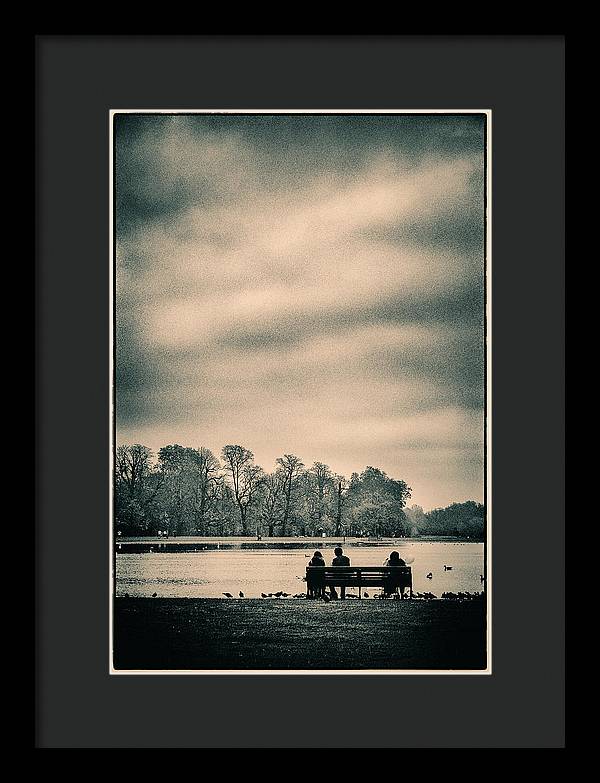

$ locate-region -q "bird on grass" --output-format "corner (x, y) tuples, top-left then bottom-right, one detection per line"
(364, 591), (369, 598)
(152, 592), (157, 597)
(426, 572), (433, 579)
(239, 591), (244, 598)
(222, 592), (233, 598)
(444, 565), (453, 571)
(261, 593), (268, 598)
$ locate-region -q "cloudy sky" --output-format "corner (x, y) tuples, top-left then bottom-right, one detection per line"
(115, 113), (486, 511)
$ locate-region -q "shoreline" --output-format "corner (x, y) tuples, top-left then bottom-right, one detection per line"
(115, 536), (484, 553)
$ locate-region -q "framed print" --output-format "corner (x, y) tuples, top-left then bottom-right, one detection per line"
(36, 35), (564, 747)
(110, 109), (491, 676)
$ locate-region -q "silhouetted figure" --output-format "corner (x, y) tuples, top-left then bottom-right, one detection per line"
(383, 550), (407, 598)
(307, 550), (326, 598)
(330, 546), (350, 599)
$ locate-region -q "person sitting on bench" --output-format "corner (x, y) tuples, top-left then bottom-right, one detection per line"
(383, 550), (407, 598)
(330, 546), (350, 600)
(307, 550), (326, 598)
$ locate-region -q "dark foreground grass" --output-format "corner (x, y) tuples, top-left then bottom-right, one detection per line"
(113, 598), (487, 671)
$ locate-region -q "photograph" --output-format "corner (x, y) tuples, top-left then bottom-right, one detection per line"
(110, 110), (490, 673)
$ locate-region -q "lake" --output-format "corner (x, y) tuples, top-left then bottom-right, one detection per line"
(115, 542), (485, 598)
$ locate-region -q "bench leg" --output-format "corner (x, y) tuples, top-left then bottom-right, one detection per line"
(359, 585), (362, 600)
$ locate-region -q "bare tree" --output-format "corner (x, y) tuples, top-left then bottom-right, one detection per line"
(334, 474), (348, 536)
(308, 462), (335, 529)
(115, 444), (163, 531)
(260, 471), (285, 536)
(116, 444), (153, 498)
(190, 447), (221, 534)
(221, 445), (265, 535)
(276, 453), (305, 536)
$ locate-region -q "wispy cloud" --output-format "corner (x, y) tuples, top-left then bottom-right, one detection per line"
(115, 113), (486, 510)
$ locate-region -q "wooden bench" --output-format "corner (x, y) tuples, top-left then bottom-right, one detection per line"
(306, 566), (412, 599)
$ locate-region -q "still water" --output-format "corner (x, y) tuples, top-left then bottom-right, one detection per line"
(115, 542), (484, 598)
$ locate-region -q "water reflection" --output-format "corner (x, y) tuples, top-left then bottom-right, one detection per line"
(116, 543), (484, 598)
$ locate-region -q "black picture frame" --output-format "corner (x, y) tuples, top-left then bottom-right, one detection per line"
(35, 34), (565, 748)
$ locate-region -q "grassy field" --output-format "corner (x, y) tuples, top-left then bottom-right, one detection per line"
(113, 598), (487, 671)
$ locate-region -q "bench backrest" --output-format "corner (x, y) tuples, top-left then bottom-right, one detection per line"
(306, 565), (411, 585)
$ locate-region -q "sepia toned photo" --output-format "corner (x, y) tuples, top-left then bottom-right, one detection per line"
(110, 110), (490, 674)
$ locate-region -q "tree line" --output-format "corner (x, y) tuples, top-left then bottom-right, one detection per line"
(115, 443), (485, 539)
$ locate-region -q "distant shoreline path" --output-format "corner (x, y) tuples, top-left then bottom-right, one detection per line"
(114, 535), (483, 552)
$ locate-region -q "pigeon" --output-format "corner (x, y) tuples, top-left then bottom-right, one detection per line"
(152, 592), (157, 597)
(261, 593), (268, 598)
(444, 565), (453, 571)
(363, 591), (369, 598)
(222, 592), (233, 598)
(426, 572), (433, 579)
(239, 591), (244, 598)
